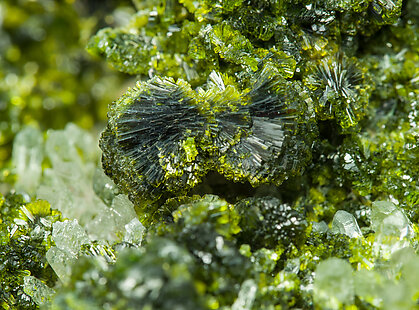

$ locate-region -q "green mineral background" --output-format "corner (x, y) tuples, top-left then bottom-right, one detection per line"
(0, 0), (419, 309)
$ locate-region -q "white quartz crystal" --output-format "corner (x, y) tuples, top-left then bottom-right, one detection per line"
(12, 126), (43, 195)
(23, 276), (55, 306)
(314, 258), (354, 309)
(331, 210), (362, 238)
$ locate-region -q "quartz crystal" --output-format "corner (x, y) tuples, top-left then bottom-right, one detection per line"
(123, 218), (145, 245)
(46, 246), (77, 284)
(370, 201), (414, 258)
(331, 210), (362, 238)
(33, 124), (138, 242)
(23, 276), (55, 306)
(12, 126), (43, 195)
(52, 220), (90, 256)
(314, 258), (354, 309)
(231, 279), (257, 310)
(46, 220), (90, 283)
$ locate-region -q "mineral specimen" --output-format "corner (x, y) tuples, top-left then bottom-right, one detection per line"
(2, 0), (419, 309)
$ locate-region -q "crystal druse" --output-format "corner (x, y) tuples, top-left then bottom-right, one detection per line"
(1, 0), (419, 309)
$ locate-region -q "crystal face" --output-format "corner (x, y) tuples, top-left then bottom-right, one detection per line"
(331, 210), (362, 238)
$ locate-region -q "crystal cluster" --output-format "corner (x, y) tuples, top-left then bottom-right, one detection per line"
(0, 196), (60, 308)
(1, 0), (419, 309)
(101, 69), (314, 223)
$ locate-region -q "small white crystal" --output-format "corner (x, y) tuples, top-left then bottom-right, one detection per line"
(86, 194), (137, 242)
(331, 210), (362, 238)
(46, 246), (76, 283)
(123, 218), (145, 245)
(23, 276), (55, 306)
(312, 221), (330, 233)
(85, 206), (119, 241)
(12, 126), (43, 195)
(371, 201), (414, 257)
(370, 201), (399, 231)
(52, 220), (89, 256)
(314, 258), (354, 309)
(45, 123), (98, 168)
(111, 194), (137, 228)
(284, 258), (300, 274)
(231, 279), (257, 310)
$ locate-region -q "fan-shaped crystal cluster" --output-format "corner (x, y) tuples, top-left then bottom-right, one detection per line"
(304, 54), (373, 129)
(100, 67), (314, 217)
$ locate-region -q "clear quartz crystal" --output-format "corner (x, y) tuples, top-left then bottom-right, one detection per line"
(312, 221), (329, 233)
(314, 258), (354, 310)
(52, 220), (90, 256)
(47, 219), (90, 283)
(23, 276), (55, 306)
(331, 210), (362, 238)
(231, 279), (257, 310)
(371, 201), (414, 258)
(111, 195), (137, 229)
(12, 126), (43, 195)
(36, 124), (138, 242)
(46, 246), (76, 283)
(93, 167), (120, 206)
(123, 218), (145, 245)
(36, 124), (106, 237)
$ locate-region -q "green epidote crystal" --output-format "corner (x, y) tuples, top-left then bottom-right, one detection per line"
(2, 0), (419, 309)
(0, 196), (61, 309)
(303, 53), (373, 130)
(49, 238), (206, 310)
(206, 22), (259, 70)
(100, 67), (314, 223)
(236, 197), (307, 249)
(100, 77), (209, 221)
(87, 28), (155, 75)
